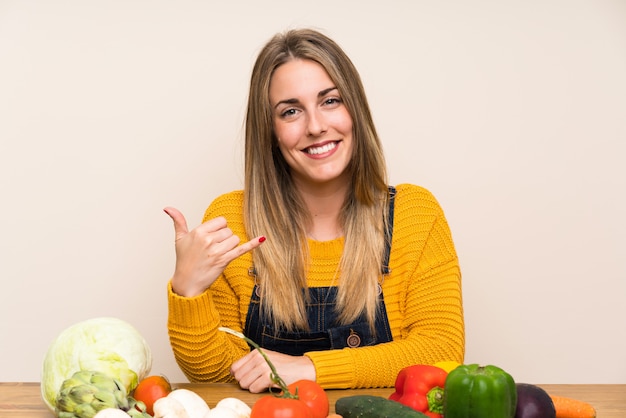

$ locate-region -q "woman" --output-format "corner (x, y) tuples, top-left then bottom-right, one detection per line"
(164, 28), (464, 393)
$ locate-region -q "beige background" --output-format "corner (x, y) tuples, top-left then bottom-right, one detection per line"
(1, 1), (625, 384)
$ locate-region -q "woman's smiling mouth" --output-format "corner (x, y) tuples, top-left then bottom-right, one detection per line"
(304, 141), (339, 155)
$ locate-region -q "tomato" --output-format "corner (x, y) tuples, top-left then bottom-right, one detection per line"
(132, 375), (172, 416)
(251, 396), (314, 418)
(287, 380), (329, 418)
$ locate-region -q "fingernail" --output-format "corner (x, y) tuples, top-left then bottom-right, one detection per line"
(258, 236), (266, 243)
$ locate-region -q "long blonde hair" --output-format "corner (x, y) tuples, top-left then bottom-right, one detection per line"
(244, 29), (389, 332)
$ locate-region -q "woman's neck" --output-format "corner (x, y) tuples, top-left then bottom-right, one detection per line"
(295, 179), (348, 241)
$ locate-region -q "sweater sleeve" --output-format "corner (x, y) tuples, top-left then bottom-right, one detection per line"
(305, 184), (465, 388)
(166, 191), (251, 383)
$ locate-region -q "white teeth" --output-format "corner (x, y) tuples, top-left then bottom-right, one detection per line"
(306, 142), (337, 155)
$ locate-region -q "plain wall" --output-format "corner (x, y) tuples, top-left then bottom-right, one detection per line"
(1, 0), (625, 384)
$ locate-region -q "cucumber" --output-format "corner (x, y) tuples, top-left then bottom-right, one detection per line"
(335, 395), (428, 418)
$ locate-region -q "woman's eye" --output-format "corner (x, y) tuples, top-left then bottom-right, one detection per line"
(324, 97), (342, 106)
(280, 108), (298, 118)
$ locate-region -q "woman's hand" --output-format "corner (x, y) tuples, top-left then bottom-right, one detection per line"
(164, 207), (265, 297)
(230, 348), (316, 393)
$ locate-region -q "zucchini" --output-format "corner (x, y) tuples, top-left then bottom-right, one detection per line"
(335, 395), (428, 418)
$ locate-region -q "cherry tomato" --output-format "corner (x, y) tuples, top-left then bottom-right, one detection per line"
(132, 375), (172, 416)
(287, 380), (329, 418)
(251, 396), (314, 418)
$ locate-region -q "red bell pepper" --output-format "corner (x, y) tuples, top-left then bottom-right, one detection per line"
(389, 364), (448, 418)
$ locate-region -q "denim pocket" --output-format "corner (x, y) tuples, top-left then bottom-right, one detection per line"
(260, 325), (330, 355)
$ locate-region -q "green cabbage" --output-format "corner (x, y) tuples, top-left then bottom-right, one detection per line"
(41, 317), (153, 412)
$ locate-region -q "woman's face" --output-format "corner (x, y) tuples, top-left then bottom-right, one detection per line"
(269, 59), (354, 189)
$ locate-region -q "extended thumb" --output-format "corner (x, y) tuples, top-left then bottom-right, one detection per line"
(163, 206), (189, 238)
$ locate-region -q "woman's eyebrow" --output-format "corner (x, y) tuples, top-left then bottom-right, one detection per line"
(274, 98), (299, 108)
(273, 87), (338, 109)
(319, 86), (338, 97)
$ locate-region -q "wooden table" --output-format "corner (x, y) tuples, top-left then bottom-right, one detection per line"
(1, 382), (624, 417)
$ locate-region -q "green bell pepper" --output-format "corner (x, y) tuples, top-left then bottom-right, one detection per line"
(443, 364), (517, 418)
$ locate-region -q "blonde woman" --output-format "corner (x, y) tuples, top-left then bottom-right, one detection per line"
(164, 28), (464, 393)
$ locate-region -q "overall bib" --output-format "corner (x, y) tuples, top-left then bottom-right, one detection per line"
(243, 187), (396, 356)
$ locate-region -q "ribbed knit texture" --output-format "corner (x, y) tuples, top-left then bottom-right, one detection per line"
(167, 183), (464, 388)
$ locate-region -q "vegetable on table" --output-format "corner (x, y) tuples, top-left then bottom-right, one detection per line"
(432, 360), (461, 373)
(208, 400), (252, 418)
(147, 383), (250, 418)
(132, 375), (172, 416)
(251, 396), (313, 418)
(54, 370), (151, 418)
(54, 370), (128, 417)
(515, 383), (556, 418)
(166, 389), (211, 418)
(335, 395), (428, 418)
(389, 364), (447, 417)
(153, 396), (190, 418)
(549, 394), (596, 418)
(41, 317), (153, 412)
(219, 327), (328, 418)
(208, 405), (245, 418)
(94, 408), (136, 417)
(153, 388), (211, 418)
(286, 379), (329, 418)
(443, 363), (517, 418)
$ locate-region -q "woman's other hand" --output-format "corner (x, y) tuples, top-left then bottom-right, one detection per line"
(230, 348), (316, 393)
(164, 207), (265, 297)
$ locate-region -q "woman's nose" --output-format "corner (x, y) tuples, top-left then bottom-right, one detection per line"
(306, 109), (328, 137)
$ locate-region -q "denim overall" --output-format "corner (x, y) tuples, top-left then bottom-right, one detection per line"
(243, 187), (396, 356)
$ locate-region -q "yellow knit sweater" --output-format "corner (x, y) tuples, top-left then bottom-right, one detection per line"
(167, 183), (464, 389)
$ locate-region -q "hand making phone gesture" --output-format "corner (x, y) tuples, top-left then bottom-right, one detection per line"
(163, 207), (266, 298)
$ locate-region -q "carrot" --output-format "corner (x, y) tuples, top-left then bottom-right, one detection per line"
(550, 394), (596, 418)
(326, 415), (342, 418)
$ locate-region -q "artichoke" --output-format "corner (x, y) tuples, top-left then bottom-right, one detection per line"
(55, 370), (129, 418)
